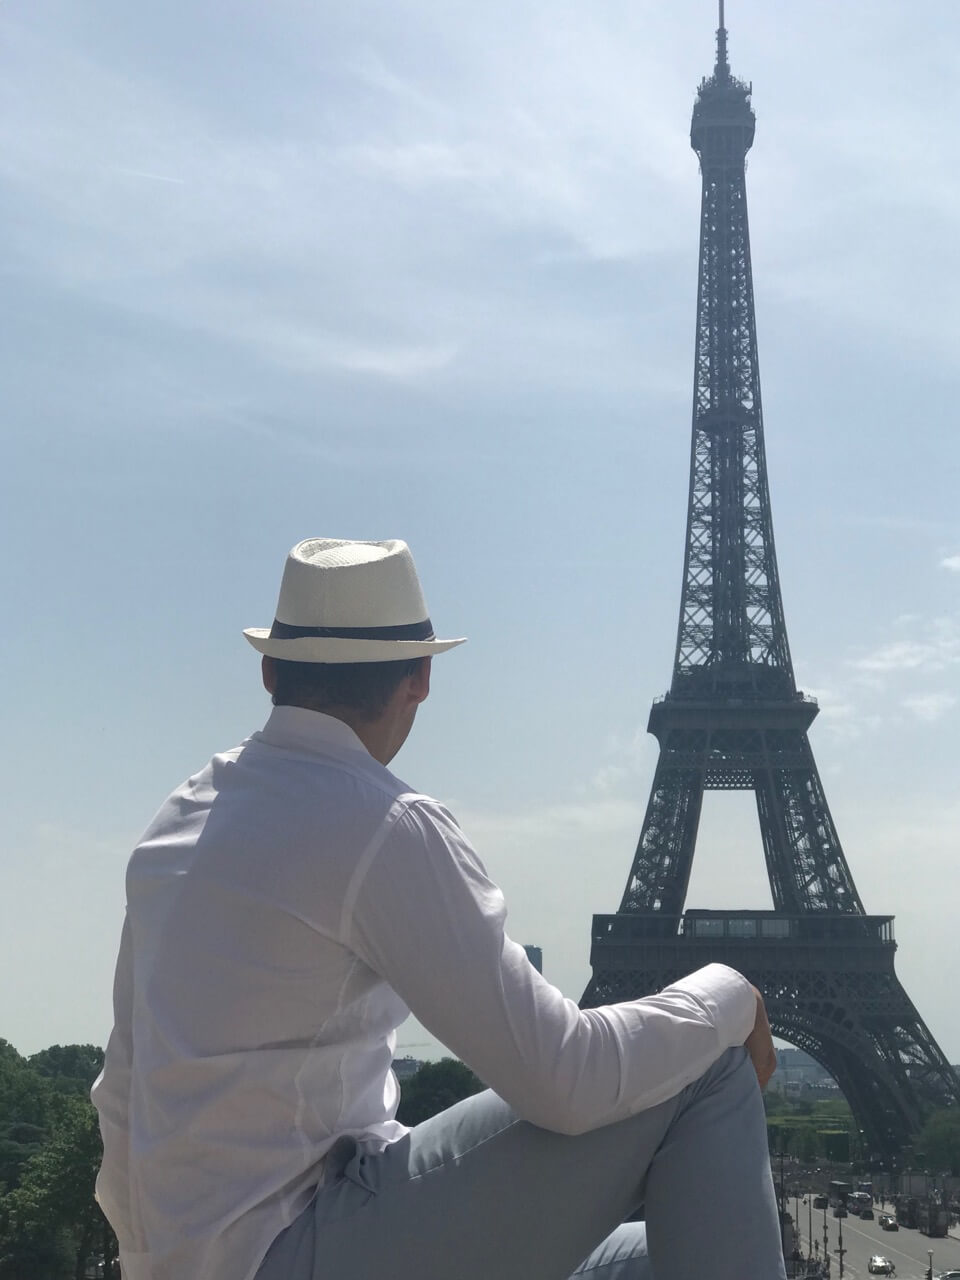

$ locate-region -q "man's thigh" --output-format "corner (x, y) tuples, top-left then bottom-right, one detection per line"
(256, 1089), (672, 1280)
(337, 1089), (671, 1278)
(256, 1046), (777, 1280)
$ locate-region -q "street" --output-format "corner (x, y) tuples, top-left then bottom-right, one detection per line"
(790, 1203), (960, 1279)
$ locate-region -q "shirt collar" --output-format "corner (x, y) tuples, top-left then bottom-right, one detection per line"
(255, 704), (372, 760)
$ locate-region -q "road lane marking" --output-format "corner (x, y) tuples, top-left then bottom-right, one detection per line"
(832, 1214), (960, 1272)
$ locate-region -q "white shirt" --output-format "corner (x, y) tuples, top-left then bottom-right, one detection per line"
(92, 705), (757, 1280)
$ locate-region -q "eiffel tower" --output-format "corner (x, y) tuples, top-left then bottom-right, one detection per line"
(582, 3), (960, 1161)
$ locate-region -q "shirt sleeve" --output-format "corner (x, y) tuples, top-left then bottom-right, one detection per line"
(344, 798), (757, 1135)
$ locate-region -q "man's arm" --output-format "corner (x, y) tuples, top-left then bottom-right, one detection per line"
(345, 798), (760, 1135)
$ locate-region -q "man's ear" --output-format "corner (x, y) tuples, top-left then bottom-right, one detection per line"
(409, 656), (432, 704)
(262, 655), (278, 694)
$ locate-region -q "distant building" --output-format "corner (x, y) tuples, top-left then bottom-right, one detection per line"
(770, 1046), (837, 1094)
(523, 945), (543, 974)
(392, 1056), (424, 1081)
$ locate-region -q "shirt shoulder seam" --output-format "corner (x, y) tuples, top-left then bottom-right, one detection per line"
(337, 796), (424, 943)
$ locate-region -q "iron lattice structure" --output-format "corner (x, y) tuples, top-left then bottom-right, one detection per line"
(582, 7), (959, 1160)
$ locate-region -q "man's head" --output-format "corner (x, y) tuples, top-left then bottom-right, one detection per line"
(247, 538), (460, 763)
(261, 653), (432, 764)
(266, 655), (425, 719)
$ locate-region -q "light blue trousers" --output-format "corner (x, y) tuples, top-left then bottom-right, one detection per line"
(255, 1046), (786, 1279)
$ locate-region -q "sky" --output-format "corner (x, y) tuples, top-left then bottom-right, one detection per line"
(1, 0), (958, 1070)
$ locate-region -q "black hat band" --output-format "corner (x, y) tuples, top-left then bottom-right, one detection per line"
(268, 618), (436, 642)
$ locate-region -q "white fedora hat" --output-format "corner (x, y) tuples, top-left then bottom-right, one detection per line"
(244, 538), (466, 663)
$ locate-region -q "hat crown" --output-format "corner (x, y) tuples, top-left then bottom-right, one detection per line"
(275, 538), (429, 630)
(243, 537), (465, 663)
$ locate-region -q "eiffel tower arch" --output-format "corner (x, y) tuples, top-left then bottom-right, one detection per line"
(582, 5), (960, 1161)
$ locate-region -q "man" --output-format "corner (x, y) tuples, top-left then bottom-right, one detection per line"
(93, 537), (786, 1280)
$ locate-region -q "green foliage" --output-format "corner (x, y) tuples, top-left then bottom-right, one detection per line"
(0, 1041), (61, 1194)
(396, 1058), (484, 1126)
(0, 1042), (116, 1280)
(765, 1094), (856, 1161)
(813, 1098), (855, 1119)
(0, 1125), (46, 1197)
(796, 1125), (819, 1161)
(0, 1041), (53, 1130)
(916, 1108), (960, 1175)
(764, 1092), (789, 1116)
(28, 1046), (104, 1096)
(821, 1129), (850, 1162)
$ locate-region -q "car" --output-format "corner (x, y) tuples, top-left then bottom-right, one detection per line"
(936, 1272), (960, 1279)
(878, 1214), (899, 1231)
(867, 1258), (895, 1276)
(861, 1206), (875, 1219)
(813, 1195), (828, 1209)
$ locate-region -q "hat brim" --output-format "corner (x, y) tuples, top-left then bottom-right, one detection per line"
(243, 629), (466, 663)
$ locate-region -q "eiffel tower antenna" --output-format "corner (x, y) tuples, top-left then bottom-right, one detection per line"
(716, 0), (728, 76)
(582, 4), (960, 1160)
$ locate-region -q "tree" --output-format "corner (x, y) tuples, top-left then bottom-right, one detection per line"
(0, 1094), (114, 1280)
(916, 1108), (960, 1175)
(821, 1129), (850, 1162)
(396, 1059), (484, 1126)
(0, 1122), (47, 1195)
(0, 1042), (118, 1279)
(797, 1125), (819, 1162)
(0, 1041), (59, 1194)
(28, 1046), (104, 1096)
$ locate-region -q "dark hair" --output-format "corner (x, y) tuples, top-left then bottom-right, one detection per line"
(270, 657), (424, 720)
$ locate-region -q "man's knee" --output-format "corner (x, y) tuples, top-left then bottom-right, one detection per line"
(681, 1045), (758, 1111)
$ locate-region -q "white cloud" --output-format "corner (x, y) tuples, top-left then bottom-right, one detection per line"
(582, 728), (654, 797)
(230, 318), (460, 379)
(461, 793), (643, 845)
(350, 141), (497, 187)
(800, 611), (960, 742)
(901, 692), (957, 723)
(850, 617), (960, 676)
(941, 555), (960, 573)
(850, 640), (937, 674)
(793, 682), (873, 743)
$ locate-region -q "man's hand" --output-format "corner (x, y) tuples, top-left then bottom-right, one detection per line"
(745, 986), (777, 1089)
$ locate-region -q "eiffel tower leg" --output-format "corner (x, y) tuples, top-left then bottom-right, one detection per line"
(820, 1010), (960, 1157)
(723, 945), (960, 1159)
(754, 738), (864, 913)
(620, 756), (704, 916)
(770, 999), (919, 1156)
(581, 756), (703, 1009)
